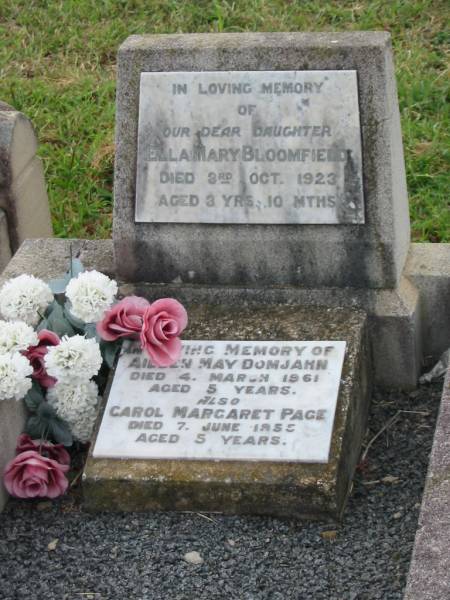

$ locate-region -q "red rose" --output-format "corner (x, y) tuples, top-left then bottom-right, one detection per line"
(3, 450), (69, 499)
(15, 434), (70, 466)
(140, 298), (188, 367)
(96, 296), (150, 341)
(23, 329), (60, 388)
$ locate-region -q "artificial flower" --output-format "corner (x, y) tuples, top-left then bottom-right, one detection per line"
(97, 296), (150, 341)
(22, 329), (60, 388)
(140, 298), (188, 367)
(3, 450), (69, 499)
(0, 274), (53, 326)
(47, 380), (99, 443)
(66, 270), (118, 323)
(44, 335), (102, 383)
(0, 353), (33, 401)
(15, 433), (70, 465)
(0, 320), (38, 355)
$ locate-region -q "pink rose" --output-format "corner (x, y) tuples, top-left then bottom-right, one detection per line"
(140, 298), (188, 367)
(3, 450), (69, 499)
(23, 329), (60, 388)
(97, 296), (150, 341)
(15, 434), (70, 466)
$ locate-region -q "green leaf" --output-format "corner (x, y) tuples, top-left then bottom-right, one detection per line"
(48, 274), (71, 295)
(37, 318), (49, 333)
(101, 339), (122, 369)
(26, 414), (47, 439)
(70, 258), (84, 278)
(25, 403), (73, 447)
(47, 257), (85, 295)
(46, 302), (76, 337)
(24, 383), (46, 412)
(64, 302), (86, 330)
(84, 322), (100, 341)
(48, 419), (73, 447)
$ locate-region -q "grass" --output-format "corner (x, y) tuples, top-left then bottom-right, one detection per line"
(0, 0), (448, 241)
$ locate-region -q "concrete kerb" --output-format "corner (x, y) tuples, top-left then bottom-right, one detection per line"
(405, 244), (450, 364)
(404, 364), (450, 600)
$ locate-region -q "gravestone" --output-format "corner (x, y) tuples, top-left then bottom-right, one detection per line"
(84, 306), (369, 519)
(114, 32), (409, 290)
(84, 31), (410, 518)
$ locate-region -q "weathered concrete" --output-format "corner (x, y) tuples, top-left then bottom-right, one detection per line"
(0, 208), (12, 271)
(405, 243), (450, 363)
(83, 305), (370, 520)
(0, 239), (115, 283)
(113, 32), (410, 289)
(404, 365), (450, 600)
(0, 102), (52, 252)
(0, 399), (26, 511)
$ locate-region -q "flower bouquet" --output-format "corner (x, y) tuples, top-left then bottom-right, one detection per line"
(0, 256), (187, 499)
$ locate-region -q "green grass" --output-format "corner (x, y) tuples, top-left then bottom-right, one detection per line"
(0, 0), (448, 241)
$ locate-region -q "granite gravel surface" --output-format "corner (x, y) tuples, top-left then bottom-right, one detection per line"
(0, 382), (442, 600)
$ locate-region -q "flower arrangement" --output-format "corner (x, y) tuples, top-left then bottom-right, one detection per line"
(0, 256), (187, 499)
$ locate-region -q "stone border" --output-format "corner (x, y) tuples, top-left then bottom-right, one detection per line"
(404, 364), (450, 599)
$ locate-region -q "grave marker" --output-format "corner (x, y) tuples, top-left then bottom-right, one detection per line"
(84, 306), (369, 519)
(113, 32), (409, 289)
(93, 340), (346, 462)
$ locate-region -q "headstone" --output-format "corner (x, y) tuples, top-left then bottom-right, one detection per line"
(114, 32), (409, 289)
(0, 209), (12, 272)
(84, 306), (370, 519)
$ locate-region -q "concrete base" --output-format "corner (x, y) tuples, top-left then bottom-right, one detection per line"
(0, 238), (448, 512)
(405, 244), (450, 364)
(83, 305), (370, 520)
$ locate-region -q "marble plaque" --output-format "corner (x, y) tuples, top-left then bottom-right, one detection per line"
(93, 340), (346, 463)
(135, 70), (364, 224)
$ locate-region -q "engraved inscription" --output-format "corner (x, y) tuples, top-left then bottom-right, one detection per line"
(93, 340), (346, 462)
(135, 70), (364, 224)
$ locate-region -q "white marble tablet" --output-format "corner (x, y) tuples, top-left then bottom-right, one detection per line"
(135, 70), (364, 224)
(93, 340), (346, 463)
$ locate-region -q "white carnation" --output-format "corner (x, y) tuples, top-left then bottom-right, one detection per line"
(66, 270), (118, 323)
(0, 274), (53, 326)
(0, 321), (38, 354)
(44, 335), (102, 383)
(0, 352), (33, 401)
(47, 380), (99, 443)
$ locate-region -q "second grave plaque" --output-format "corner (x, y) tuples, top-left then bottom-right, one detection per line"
(93, 340), (346, 463)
